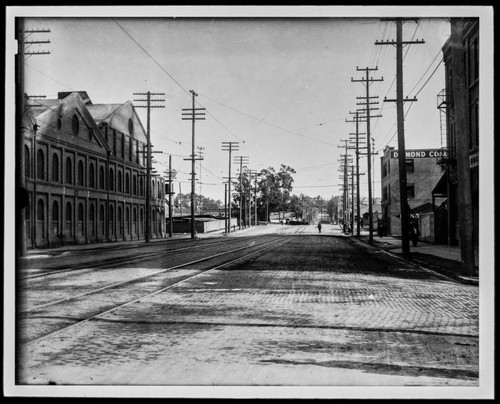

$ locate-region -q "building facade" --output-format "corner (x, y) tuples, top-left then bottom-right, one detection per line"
(434, 18), (479, 250)
(23, 91), (166, 248)
(380, 147), (446, 237)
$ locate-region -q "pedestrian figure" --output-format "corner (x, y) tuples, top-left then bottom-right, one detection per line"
(317, 223), (322, 233)
(409, 216), (419, 247)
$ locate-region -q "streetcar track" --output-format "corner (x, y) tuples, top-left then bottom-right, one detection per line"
(21, 235), (278, 280)
(21, 236), (291, 346)
(21, 236), (286, 313)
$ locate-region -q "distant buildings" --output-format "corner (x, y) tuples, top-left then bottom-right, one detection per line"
(23, 91), (166, 248)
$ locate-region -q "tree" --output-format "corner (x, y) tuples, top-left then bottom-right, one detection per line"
(256, 164), (296, 221)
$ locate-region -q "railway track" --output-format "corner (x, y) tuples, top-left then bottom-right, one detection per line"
(18, 234), (291, 346)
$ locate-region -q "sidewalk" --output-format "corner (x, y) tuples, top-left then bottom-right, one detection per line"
(351, 228), (479, 286)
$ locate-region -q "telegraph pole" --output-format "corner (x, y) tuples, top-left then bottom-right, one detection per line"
(346, 111), (367, 236)
(351, 165), (355, 234)
(224, 183), (228, 233)
(222, 141), (239, 233)
(164, 155), (176, 238)
(338, 139), (352, 233)
(134, 91), (165, 243)
(376, 18), (424, 258)
(234, 156), (249, 229)
(182, 90), (206, 239)
(248, 170), (259, 226)
(352, 67), (383, 243)
(197, 146), (205, 213)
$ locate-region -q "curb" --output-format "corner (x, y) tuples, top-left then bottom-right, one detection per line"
(351, 236), (479, 286)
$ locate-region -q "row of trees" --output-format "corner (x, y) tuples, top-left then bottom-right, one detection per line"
(169, 164), (340, 224)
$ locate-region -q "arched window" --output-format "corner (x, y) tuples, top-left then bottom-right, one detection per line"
(133, 175), (137, 195)
(65, 157), (72, 184)
(37, 199), (44, 221)
(65, 201), (72, 236)
(37, 149), (45, 180)
(78, 160), (84, 186)
(118, 206), (123, 235)
(52, 154), (59, 182)
(72, 114), (79, 135)
(110, 168), (114, 191)
(78, 203), (84, 221)
(89, 204), (95, 236)
(52, 201), (59, 223)
(99, 166), (105, 190)
(126, 206), (130, 233)
(109, 205), (114, 234)
(65, 202), (72, 222)
(133, 207), (137, 235)
(139, 177), (144, 196)
(118, 171), (122, 193)
(125, 173), (130, 194)
(152, 180), (156, 199)
(24, 145), (30, 178)
(100, 205), (105, 235)
(89, 163), (95, 188)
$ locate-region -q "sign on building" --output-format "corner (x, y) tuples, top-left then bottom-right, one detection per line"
(390, 149), (448, 159)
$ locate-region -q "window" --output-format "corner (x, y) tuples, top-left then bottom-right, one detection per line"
(382, 161), (388, 178)
(37, 199), (44, 221)
(110, 168), (114, 191)
(89, 163), (95, 188)
(65, 202), (72, 221)
(24, 146), (30, 178)
(78, 160), (84, 186)
(121, 133), (125, 159)
(99, 166), (105, 190)
(118, 171), (123, 193)
(52, 201), (59, 224)
(128, 118), (134, 136)
(52, 154), (59, 182)
(129, 137), (133, 161)
(133, 175), (137, 195)
(37, 149), (45, 180)
(139, 177), (144, 196)
(405, 159), (414, 173)
(125, 173), (130, 194)
(407, 184), (415, 199)
(57, 118), (62, 130)
(136, 140), (139, 164)
(72, 114), (79, 135)
(65, 157), (72, 184)
(113, 129), (117, 155)
(78, 203), (84, 221)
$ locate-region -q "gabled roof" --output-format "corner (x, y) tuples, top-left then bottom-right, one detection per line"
(87, 104), (122, 124)
(27, 92), (110, 152)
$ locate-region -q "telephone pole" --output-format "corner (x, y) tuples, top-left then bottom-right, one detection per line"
(234, 156), (249, 229)
(197, 146), (205, 213)
(376, 18), (424, 258)
(164, 155), (176, 238)
(351, 67), (383, 243)
(222, 141), (239, 233)
(346, 111), (367, 236)
(338, 139), (352, 233)
(248, 170), (259, 226)
(182, 90), (206, 239)
(133, 91), (165, 243)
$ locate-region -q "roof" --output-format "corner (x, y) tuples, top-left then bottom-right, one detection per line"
(87, 104), (122, 124)
(411, 202), (434, 214)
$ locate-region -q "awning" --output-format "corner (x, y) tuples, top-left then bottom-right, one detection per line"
(432, 171), (448, 197)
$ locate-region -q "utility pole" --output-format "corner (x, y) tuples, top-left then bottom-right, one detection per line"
(234, 156), (249, 229)
(134, 91), (165, 243)
(351, 67), (383, 243)
(197, 146), (205, 213)
(248, 170), (259, 226)
(224, 183), (228, 233)
(164, 155), (176, 238)
(222, 141), (239, 233)
(182, 90), (206, 239)
(346, 111), (367, 236)
(17, 22), (51, 255)
(351, 165), (355, 234)
(376, 18), (424, 258)
(338, 139), (352, 233)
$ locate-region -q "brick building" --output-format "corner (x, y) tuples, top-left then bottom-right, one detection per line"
(380, 147), (446, 237)
(23, 91), (166, 248)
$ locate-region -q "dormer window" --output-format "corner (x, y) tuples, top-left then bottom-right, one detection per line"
(128, 118), (134, 136)
(72, 115), (79, 135)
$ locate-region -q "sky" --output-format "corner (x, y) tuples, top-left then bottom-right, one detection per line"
(8, 6), (484, 203)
